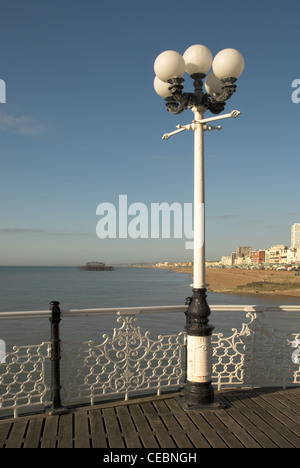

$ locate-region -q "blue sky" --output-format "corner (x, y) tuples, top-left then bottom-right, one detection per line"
(0, 0), (300, 265)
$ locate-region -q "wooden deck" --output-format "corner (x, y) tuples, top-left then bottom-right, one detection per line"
(0, 387), (300, 449)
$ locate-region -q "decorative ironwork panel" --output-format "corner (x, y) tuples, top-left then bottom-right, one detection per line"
(0, 307), (299, 418)
(0, 342), (51, 418)
(212, 323), (249, 389)
(212, 311), (300, 389)
(61, 313), (186, 405)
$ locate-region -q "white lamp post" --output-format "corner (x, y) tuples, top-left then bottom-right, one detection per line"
(154, 44), (244, 408)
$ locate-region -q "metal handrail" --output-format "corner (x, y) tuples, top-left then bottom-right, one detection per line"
(0, 303), (300, 320)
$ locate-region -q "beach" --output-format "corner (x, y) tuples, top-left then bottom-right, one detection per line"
(151, 266), (300, 296)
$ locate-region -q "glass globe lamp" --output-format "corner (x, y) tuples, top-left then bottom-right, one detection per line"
(183, 44), (213, 75)
(204, 71), (224, 96)
(153, 76), (172, 98)
(154, 50), (186, 82)
(212, 48), (245, 79)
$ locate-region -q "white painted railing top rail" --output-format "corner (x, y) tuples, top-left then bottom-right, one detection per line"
(0, 304), (299, 418)
(1, 304), (300, 320)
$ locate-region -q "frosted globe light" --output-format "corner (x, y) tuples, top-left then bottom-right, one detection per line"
(212, 48), (245, 79)
(153, 76), (172, 98)
(204, 71), (224, 95)
(183, 44), (213, 75)
(154, 50), (186, 82)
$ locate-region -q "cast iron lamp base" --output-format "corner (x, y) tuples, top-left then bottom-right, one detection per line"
(45, 404), (69, 416)
(176, 393), (227, 410)
(177, 288), (227, 410)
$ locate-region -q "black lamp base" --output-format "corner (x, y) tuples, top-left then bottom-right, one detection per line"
(176, 380), (227, 410)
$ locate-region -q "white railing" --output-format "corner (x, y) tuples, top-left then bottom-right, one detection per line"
(0, 304), (299, 418)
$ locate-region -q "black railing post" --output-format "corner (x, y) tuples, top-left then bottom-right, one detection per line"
(46, 301), (69, 415)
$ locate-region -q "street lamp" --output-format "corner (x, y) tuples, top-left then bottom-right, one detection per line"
(154, 44), (244, 409)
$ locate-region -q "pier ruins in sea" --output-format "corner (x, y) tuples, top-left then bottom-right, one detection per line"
(79, 262), (114, 271)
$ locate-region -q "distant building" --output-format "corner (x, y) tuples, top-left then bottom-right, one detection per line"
(221, 256), (232, 266)
(291, 224), (300, 249)
(250, 250), (265, 264)
(265, 245), (287, 264)
(235, 256), (251, 266)
(235, 246), (252, 258)
(231, 246), (252, 266)
(287, 248), (300, 265)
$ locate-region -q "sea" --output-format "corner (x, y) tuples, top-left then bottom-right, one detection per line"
(0, 266), (300, 351)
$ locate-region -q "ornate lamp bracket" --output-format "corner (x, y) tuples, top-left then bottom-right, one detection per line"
(164, 74), (238, 116)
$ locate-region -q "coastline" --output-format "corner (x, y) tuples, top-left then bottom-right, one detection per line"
(136, 265), (300, 297)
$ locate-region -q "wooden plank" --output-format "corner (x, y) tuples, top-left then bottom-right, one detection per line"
(128, 404), (159, 448)
(0, 388), (299, 449)
(140, 402), (176, 448)
(40, 415), (59, 448)
(116, 406), (142, 448)
(187, 410), (229, 448)
(74, 412), (90, 448)
(245, 391), (300, 436)
(153, 400), (193, 448)
(102, 407), (125, 448)
(5, 420), (28, 448)
(201, 409), (245, 448)
(280, 388), (300, 406)
(57, 413), (73, 448)
(23, 418), (43, 448)
(235, 392), (300, 448)
(165, 398), (211, 448)
(259, 392), (300, 422)
(224, 398), (279, 448)
(213, 409), (261, 448)
(88, 410), (107, 448)
(0, 422), (12, 448)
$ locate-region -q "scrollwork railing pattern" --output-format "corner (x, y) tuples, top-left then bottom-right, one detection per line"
(212, 311), (300, 390)
(0, 342), (51, 418)
(61, 313), (186, 405)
